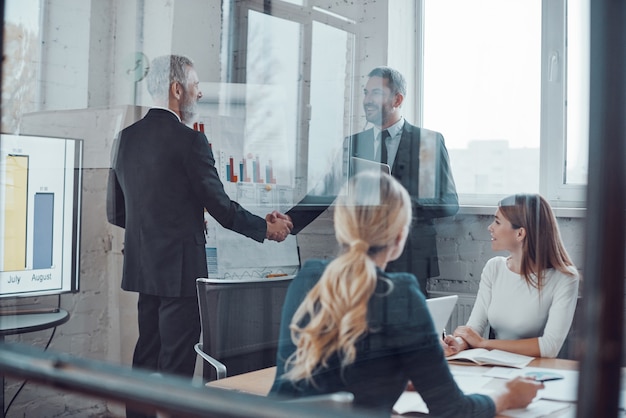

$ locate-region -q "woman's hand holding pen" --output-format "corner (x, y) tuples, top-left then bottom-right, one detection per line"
(442, 335), (468, 357)
(442, 330), (467, 356)
(453, 326), (485, 349)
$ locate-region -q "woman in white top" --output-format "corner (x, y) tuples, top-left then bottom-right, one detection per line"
(444, 193), (579, 358)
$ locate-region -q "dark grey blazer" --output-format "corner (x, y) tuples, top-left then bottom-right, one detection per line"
(107, 109), (266, 297)
(287, 121), (459, 293)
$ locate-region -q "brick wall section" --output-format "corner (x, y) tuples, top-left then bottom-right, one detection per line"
(297, 211), (587, 292)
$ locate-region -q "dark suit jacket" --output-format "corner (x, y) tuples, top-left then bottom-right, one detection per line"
(107, 109), (267, 297)
(287, 121), (458, 292)
(270, 260), (494, 417)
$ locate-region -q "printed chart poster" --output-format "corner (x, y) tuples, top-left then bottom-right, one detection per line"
(0, 134), (82, 297)
(204, 182), (299, 280)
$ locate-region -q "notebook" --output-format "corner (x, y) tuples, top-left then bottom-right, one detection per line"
(425, 295), (458, 336)
(446, 348), (534, 368)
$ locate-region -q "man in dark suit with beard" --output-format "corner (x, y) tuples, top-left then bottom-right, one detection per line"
(107, 55), (292, 417)
(275, 66), (458, 296)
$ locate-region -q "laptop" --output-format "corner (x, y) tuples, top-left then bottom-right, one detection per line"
(425, 295), (458, 336)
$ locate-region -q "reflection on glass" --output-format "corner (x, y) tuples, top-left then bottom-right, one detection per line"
(2, 0), (41, 133)
(423, 0), (541, 196)
(308, 21), (354, 191)
(566, 0), (590, 185)
(246, 10), (300, 188)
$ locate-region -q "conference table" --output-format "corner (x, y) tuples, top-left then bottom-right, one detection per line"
(208, 358), (579, 417)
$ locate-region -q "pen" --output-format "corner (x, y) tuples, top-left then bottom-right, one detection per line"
(442, 328), (446, 340)
(266, 273), (288, 278)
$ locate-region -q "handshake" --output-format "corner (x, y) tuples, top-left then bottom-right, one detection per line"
(265, 210), (294, 242)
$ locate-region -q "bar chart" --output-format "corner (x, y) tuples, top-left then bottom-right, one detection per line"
(0, 134), (82, 297)
(190, 119), (298, 281)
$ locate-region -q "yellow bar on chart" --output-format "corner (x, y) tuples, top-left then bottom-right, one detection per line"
(3, 155), (29, 271)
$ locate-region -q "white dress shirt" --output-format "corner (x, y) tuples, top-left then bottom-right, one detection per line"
(373, 118), (404, 171)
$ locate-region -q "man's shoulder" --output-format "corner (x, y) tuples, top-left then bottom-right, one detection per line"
(402, 122), (441, 137)
(125, 109), (194, 134)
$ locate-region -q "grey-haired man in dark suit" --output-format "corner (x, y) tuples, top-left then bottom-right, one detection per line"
(107, 55), (292, 417)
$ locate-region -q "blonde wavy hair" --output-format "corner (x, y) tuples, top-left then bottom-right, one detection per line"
(283, 171), (412, 383)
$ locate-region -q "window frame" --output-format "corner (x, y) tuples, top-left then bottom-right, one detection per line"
(223, 0), (359, 197)
(416, 0), (587, 210)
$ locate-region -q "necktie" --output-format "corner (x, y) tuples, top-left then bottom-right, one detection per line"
(380, 130), (390, 164)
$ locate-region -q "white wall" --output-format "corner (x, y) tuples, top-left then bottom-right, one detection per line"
(39, 0), (91, 110)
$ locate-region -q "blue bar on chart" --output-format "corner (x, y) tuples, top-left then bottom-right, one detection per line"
(33, 192), (54, 269)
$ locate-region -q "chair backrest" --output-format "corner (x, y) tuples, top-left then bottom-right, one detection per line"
(558, 296), (582, 360)
(196, 277), (292, 381)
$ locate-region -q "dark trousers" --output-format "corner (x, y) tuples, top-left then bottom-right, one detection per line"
(126, 293), (201, 418)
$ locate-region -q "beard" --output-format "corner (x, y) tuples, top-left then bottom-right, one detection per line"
(364, 103), (392, 127)
(180, 91), (198, 125)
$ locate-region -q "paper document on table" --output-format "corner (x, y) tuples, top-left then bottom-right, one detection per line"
(392, 392), (428, 415)
(531, 368), (578, 403)
(393, 369), (494, 414)
(483, 366), (524, 379)
(500, 399), (573, 418)
(451, 374), (493, 394)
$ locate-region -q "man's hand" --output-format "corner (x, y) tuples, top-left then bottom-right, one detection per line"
(266, 210), (293, 225)
(265, 211), (293, 242)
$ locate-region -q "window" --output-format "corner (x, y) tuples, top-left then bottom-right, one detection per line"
(420, 0), (587, 207)
(224, 0), (356, 197)
(565, 0), (590, 186)
(2, 0), (42, 132)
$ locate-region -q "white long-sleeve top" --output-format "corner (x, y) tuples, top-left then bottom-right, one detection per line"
(466, 256), (580, 358)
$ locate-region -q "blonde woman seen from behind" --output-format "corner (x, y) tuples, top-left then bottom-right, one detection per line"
(444, 194), (580, 358)
(270, 172), (543, 417)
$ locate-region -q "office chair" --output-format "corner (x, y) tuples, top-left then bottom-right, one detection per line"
(195, 277), (292, 382)
(557, 296), (581, 360)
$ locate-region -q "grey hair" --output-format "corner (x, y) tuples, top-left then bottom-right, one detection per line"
(146, 55), (194, 102)
(367, 66), (407, 97)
